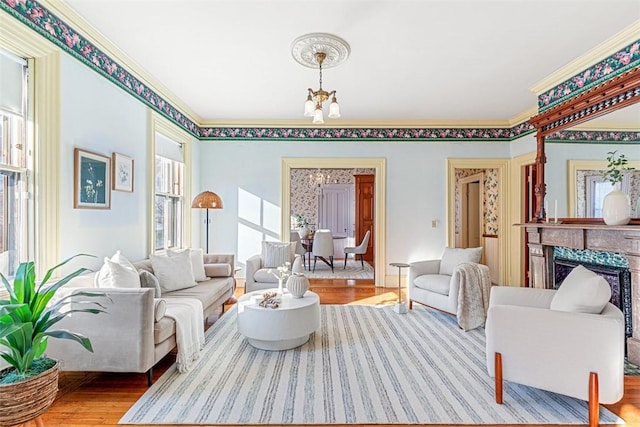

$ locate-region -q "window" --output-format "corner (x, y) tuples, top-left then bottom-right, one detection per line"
(154, 133), (184, 251)
(586, 173), (631, 217)
(0, 50), (30, 278)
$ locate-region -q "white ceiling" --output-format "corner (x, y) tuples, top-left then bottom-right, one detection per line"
(63, 0), (640, 126)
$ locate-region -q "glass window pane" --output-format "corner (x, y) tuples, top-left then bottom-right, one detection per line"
(155, 195), (165, 251)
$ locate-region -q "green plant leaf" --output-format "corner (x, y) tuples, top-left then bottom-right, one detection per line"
(46, 330), (93, 352)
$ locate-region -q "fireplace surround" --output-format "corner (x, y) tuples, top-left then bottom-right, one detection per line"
(523, 222), (640, 364)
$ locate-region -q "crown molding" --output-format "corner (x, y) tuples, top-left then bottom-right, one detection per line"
(530, 20), (640, 95)
(39, 0), (202, 125)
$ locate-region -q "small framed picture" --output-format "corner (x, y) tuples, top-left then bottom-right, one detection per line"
(112, 152), (134, 192)
(74, 148), (111, 209)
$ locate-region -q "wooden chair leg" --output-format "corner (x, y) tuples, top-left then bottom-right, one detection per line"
(360, 254), (364, 269)
(409, 300), (413, 310)
(495, 352), (503, 404)
(589, 372), (599, 427)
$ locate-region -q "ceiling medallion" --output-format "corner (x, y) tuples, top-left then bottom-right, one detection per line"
(292, 33), (350, 124)
(291, 33), (350, 69)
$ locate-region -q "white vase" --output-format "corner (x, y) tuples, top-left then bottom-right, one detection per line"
(277, 278), (284, 295)
(602, 183), (631, 225)
(286, 273), (310, 298)
(298, 226), (310, 239)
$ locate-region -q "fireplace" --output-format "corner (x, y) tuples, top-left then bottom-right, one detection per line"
(553, 257), (632, 338)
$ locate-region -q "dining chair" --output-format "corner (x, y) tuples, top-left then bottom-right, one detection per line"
(290, 229), (307, 268)
(343, 230), (371, 269)
(312, 229), (334, 272)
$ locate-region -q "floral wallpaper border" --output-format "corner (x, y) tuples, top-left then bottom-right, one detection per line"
(1, 0), (201, 138)
(2, 0), (634, 142)
(545, 130), (640, 144)
(553, 246), (630, 269)
(538, 41), (640, 112)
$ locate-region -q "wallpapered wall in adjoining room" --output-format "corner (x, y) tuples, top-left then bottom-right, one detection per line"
(576, 170), (640, 217)
(454, 168), (499, 236)
(290, 168), (375, 229)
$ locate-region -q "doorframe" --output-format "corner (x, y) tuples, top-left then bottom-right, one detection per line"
(281, 158), (386, 287)
(446, 158), (509, 285)
(459, 173), (484, 249)
(509, 152), (536, 286)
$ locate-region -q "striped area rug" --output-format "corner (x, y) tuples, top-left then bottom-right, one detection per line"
(120, 305), (623, 425)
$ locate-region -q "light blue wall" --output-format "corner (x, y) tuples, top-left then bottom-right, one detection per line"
(60, 53), (148, 272)
(54, 50), (542, 277)
(196, 140), (515, 274)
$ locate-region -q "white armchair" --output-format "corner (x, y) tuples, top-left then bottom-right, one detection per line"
(408, 247), (482, 314)
(485, 267), (624, 427)
(245, 241), (301, 293)
(343, 230), (371, 269)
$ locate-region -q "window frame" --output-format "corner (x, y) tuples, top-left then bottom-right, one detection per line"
(148, 111), (192, 254)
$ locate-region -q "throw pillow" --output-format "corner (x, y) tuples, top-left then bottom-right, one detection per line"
(153, 298), (166, 322)
(439, 247), (483, 276)
(550, 265), (611, 314)
(262, 241), (294, 268)
(139, 269), (162, 298)
(150, 250), (197, 293)
(95, 251), (140, 289)
(168, 248), (207, 282)
(203, 263), (232, 277)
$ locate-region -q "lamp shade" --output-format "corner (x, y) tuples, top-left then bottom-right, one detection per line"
(191, 191), (223, 209)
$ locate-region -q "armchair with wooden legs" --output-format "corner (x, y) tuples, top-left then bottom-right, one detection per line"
(485, 284), (624, 427)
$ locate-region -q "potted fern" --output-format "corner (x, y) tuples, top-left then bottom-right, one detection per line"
(0, 256), (104, 425)
(601, 151), (634, 225)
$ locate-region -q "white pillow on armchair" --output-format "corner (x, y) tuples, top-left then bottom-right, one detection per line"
(439, 247), (483, 275)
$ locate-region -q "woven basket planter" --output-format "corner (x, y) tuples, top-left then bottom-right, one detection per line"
(0, 359), (59, 426)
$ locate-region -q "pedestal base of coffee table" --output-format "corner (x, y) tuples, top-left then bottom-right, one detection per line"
(237, 290), (320, 351)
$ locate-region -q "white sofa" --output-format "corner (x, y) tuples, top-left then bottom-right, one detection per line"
(46, 253), (235, 385)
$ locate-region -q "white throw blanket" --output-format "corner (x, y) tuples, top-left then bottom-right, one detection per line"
(456, 262), (492, 331)
(162, 297), (205, 373)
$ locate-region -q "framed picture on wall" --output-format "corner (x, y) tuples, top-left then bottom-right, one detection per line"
(74, 148), (111, 209)
(112, 152), (134, 192)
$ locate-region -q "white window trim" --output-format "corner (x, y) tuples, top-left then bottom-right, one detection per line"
(148, 111), (192, 254)
(1, 18), (60, 278)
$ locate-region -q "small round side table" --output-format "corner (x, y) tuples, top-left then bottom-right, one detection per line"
(390, 262), (409, 314)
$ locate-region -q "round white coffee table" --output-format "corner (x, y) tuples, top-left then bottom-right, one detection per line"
(237, 289), (320, 350)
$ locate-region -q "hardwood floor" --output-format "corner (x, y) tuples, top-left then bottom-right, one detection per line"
(35, 278), (640, 427)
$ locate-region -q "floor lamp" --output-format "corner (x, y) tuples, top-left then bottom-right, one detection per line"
(191, 190), (223, 253)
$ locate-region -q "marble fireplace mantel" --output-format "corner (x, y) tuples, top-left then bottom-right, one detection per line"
(521, 222), (640, 364)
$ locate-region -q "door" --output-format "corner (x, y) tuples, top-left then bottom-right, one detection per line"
(466, 182), (481, 248)
(318, 184), (352, 238)
(459, 173), (483, 250)
(355, 175), (374, 262)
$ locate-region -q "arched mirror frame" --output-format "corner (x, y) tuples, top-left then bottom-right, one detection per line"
(529, 66), (640, 221)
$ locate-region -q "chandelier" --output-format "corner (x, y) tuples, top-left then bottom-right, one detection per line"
(291, 33), (350, 125)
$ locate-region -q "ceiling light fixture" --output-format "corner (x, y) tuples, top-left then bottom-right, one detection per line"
(291, 33), (350, 125)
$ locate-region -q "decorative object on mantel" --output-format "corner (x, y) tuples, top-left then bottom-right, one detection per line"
(602, 150), (634, 225)
(191, 190), (223, 253)
(258, 291), (280, 309)
(292, 33), (350, 124)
